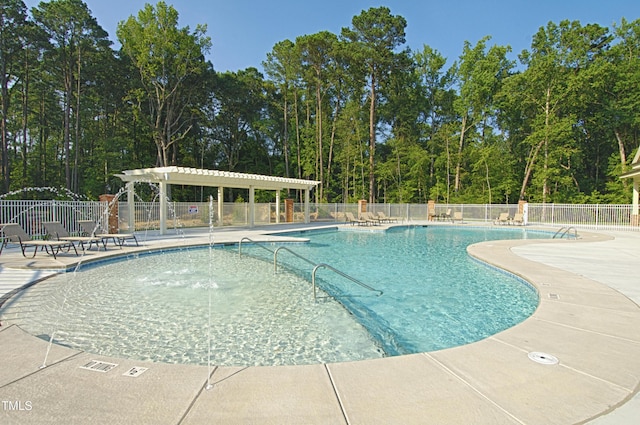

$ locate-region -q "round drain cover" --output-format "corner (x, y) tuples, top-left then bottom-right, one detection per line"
(528, 352), (558, 365)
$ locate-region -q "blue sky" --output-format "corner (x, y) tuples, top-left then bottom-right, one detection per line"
(24, 0), (640, 72)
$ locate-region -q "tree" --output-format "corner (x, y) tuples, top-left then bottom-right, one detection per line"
(341, 6), (407, 203)
(500, 21), (610, 202)
(0, 0), (30, 193)
(117, 1), (211, 167)
(206, 68), (266, 173)
(263, 39), (299, 181)
(413, 45), (456, 201)
(32, 0), (110, 192)
(452, 37), (513, 196)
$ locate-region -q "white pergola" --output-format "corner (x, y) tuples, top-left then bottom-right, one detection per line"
(621, 147), (640, 224)
(116, 166), (320, 234)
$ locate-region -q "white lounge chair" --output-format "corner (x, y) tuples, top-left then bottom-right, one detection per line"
(512, 213), (524, 225)
(495, 212), (511, 225)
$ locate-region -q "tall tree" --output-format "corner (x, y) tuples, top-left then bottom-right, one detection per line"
(501, 21), (609, 202)
(341, 6), (407, 203)
(32, 0), (110, 192)
(206, 68), (266, 173)
(117, 1), (211, 167)
(0, 0), (30, 193)
(263, 39), (299, 180)
(297, 31), (338, 201)
(452, 37), (513, 195)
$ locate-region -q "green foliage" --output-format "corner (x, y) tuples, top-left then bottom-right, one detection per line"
(0, 4), (638, 206)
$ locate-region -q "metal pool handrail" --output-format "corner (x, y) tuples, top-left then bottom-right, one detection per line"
(238, 237), (275, 256)
(312, 263), (383, 301)
(274, 246), (383, 301)
(552, 226), (579, 239)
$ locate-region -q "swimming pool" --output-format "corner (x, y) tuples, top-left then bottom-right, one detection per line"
(0, 226), (543, 366)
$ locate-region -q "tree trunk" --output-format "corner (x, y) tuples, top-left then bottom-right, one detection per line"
(615, 129), (628, 188)
(519, 140), (545, 200)
(454, 114), (467, 192)
(316, 80), (323, 201)
(368, 71), (376, 204)
(542, 86), (551, 203)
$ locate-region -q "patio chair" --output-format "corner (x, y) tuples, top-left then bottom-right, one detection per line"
(452, 211), (463, 223)
(512, 213), (524, 225)
(441, 208), (453, 222)
(77, 220), (139, 247)
(495, 212), (511, 225)
(377, 211), (398, 223)
(43, 221), (106, 251)
(0, 223), (78, 259)
(345, 212), (367, 226)
(362, 212), (381, 225)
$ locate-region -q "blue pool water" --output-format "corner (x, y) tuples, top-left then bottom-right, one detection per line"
(0, 226), (544, 366)
(248, 226), (541, 356)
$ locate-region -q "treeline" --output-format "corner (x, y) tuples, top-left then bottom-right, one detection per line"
(1, 1), (639, 204)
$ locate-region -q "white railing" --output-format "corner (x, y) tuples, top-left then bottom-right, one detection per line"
(2, 200), (638, 236)
(527, 203), (635, 231)
(0, 200), (108, 238)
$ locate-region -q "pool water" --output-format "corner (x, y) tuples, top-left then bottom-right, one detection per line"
(264, 226), (541, 356)
(1, 226), (542, 366)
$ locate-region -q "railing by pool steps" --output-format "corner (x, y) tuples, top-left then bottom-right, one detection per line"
(552, 226), (579, 239)
(238, 237), (382, 301)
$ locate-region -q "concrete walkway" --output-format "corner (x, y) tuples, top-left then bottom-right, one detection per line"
(0, 223), (639, 424)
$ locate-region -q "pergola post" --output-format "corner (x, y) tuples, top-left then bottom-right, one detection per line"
(126, 181), (135, 233)
(217, 186), (224, 227)
(249, 186), (255, 228)
(159, 180), (167, 235)
(633, 180), (639, 225)
(304, 188), (310, 223)
(275, 190), (281, 224)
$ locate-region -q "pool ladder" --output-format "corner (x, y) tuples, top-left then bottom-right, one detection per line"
(239, 237), (383, 301)
(552, 226), (579, 239)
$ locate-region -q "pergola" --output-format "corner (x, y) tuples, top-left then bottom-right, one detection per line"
(620, 147), (640, 225)
(116, 166), (320, 234)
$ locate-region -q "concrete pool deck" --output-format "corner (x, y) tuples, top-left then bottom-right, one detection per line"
(0, 222), (639, 424)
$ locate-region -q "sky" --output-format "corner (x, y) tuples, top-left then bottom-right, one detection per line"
(23, 0), (640, 72)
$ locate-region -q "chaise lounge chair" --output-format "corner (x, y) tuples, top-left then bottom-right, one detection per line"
(0, 223), (78, 259)
(43, 221), (106, 251)
(345, 212), (367, 226)
(512, 213), (524, 225)
(495, 212), (511, 225)
(77, 220), (139, 247)
(377, 211), (399, 223)
(362, 212), (381, 225)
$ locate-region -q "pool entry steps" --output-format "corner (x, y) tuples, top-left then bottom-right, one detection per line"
(238, 237), (383, 300)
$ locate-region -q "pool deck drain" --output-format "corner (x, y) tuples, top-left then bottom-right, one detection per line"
(80, 360), (119, 373)
(0, 223), (639, 424)
(528, 352), (559, 365)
